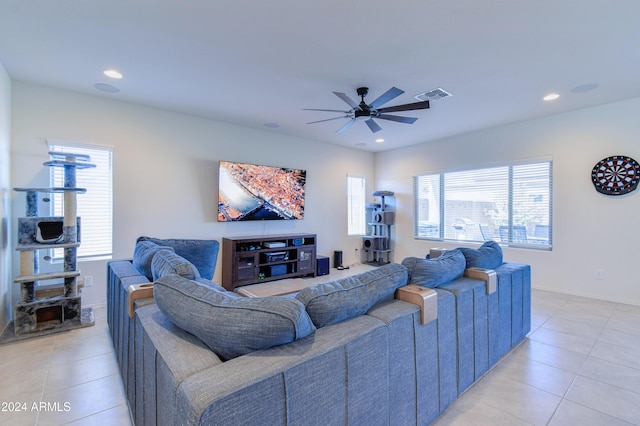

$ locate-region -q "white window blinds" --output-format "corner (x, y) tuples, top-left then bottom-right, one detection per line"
(414, 160), (552, 249)
(347, 175), (366, 236)
(49, 142), (113, 260)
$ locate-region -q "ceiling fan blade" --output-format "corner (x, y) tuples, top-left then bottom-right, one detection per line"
(369, 87), (404, 109)
(302, 108), (351, 113)
(377, 100), (430, 113)
(307, 116), (350, 124)
(365, 118), (382, 133)
(333, 92), (360, 110)
(376, 114), (418, 124)
(336, 119), (356, 134)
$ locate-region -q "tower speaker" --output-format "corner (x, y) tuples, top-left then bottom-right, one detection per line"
(333, 250), (343, 268)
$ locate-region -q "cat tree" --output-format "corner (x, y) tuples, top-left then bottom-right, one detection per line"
(11, 151), (95, 337)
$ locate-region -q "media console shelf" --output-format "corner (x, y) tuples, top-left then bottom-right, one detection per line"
(222, 233), (317, 291)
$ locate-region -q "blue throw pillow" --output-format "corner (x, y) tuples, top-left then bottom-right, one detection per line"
(132, 240), (175, 280)
(457, 241), (503, 269)
(154, 274), (316, 361)
(401, 249), (466, 288)
(295, 263), (408, 328)
(137, 236), (220, 280)
(151, 249), (201, 281)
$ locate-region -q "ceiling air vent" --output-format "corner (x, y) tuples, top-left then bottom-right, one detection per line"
(414, 87), (452, 102)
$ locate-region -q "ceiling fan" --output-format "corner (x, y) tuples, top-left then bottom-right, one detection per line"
(304, 86), (430, 134)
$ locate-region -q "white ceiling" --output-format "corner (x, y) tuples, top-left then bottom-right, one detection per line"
(1, 1), (639, 152)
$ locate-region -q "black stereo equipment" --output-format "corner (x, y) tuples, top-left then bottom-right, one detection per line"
(333, 250), (343, 268)
(363, 236), (387, 251)
(372, 211), (395, 225)
(268, 264), (287, 277)
(263, 251), (289, 263)
(316, 255), (329, 276)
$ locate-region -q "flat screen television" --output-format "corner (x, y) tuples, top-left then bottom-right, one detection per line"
(218, 161), (306, 221)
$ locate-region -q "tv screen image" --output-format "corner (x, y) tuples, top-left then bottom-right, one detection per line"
(218, 161), (306, 222)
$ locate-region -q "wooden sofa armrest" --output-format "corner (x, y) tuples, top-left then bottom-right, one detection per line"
(464, 268), (497, 294)
(127, 283), (155, 318)
(395, 285), (438, 325)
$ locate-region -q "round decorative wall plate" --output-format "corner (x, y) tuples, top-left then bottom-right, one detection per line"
(591, 155), (639, 196)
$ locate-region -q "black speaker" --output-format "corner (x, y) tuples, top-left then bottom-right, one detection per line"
(333, 250), (343, 268)
(316, 255), (329, 276)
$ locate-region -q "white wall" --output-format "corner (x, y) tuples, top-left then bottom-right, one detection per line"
(376, 97), (640, 306)
(10, 81), (374, 307)
(0, 63), (11, 332)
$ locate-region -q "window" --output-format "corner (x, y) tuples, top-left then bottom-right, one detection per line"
(347, 175), (366, 236)
(49, 142), (113, 260)
(414, 160), (552, 249)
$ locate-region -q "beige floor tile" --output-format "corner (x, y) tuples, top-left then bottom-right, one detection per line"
(432, 396), (532, 425)
(457, 370), (561, 425)
(549, 399), (636, 426)
(49, 333), (114, 366)
(45, 351), (120, 392)
(565, 375), (640, 425)
(551, 307), (611, 328)
(0, 364), (47, 402)
(606, 310), (640, 337)
(0, 336), (55, 371)
(66, 403), (133, 426)
(528, 326), (596, 355)
(580, 356), (640, 393)
(598, 327), (640, 351)
(589, 340), (640, 370)
(490, 354), (576, 397)
(38, 374), (127, 425)
(541, 316), (604, 340)
(0, 406), (39, 426)
(509, 338), (587, 374)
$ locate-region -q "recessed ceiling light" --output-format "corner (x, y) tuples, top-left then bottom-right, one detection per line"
(375, 138), (384, 143)
(103, 69), (123, 79)
(543, 93), (560, 102)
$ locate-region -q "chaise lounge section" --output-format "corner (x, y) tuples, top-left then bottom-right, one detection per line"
(107, 239), (530, 425)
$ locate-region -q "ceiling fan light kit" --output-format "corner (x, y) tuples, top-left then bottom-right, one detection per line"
(305, 86), (430, 134)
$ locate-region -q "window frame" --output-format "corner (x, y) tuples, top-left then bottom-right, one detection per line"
(48, 140), (113, 262)
(413, 159), (553, 250)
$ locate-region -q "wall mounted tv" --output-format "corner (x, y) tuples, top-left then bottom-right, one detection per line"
(218, 161), (306, 222)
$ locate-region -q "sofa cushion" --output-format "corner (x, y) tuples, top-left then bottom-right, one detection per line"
(138, 236), (219, 280)
(132, 240), (175, 280)
(457, 241), (503, 269)
(154, 274), (316, 360)
(295, 263), (408, 328)
(401, 250), (466, 288)
(151, 249), (201, 281)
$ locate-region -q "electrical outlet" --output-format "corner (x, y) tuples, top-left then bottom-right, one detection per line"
(84, 276), (94, 287)
(594, 269), (604, 280)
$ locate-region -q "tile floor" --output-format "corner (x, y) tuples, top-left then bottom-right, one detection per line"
(0, 307), (132, 426)
(1, 288), (639, 425)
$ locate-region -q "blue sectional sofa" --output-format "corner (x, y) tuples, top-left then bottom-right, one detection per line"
(107, 239), (530, 425)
